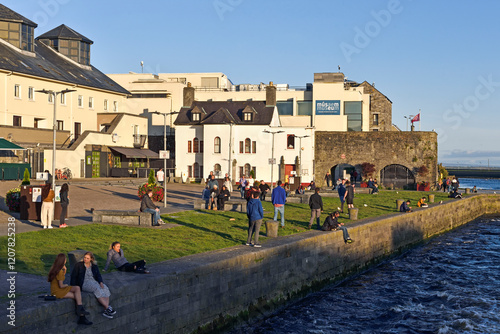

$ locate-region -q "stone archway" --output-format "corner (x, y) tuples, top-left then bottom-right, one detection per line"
(380, 164), (415, 189)
(330, 163), (357, 182)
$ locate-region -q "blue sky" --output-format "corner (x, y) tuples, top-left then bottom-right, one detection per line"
(5, 0), (500, 166)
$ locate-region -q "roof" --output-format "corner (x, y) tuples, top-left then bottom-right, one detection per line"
(0, 138), (25, 150)
(0, 4), (37, 27)
(174, 101), (276, 126)
(37, 24), (93, 44)
(0, 39), (130, 95)
(109, 147), (158, 159)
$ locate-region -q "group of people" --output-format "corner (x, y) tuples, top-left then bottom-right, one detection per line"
(40, 182), (70, 229)
(48, 242), (149, 325)
(202, 173), (232, 210)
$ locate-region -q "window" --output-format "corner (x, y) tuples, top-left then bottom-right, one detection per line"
(78, 95), (83, 107)
(60, 93), (66, 105)
(214, 137), (221, 153)
(244, 163), (251, 177)
(297, 101), (312, 116)
(214, 164), (221, 177)
(104, 99), (108, 111)
(239, 166), (244, 178)
(188, 165), (193, 178)
(193, 162), (200, 178)
(373, 114), (379, 126)
(245, 138), (251, 153)
(243, 112), (252, 121)
(88, 97), (94, 109)
(287, 135), (295, 149)
(192, 113), (200, 121)
(344, 101), (363, 131)
(48, 93), (53, 104)
(14, 84), (20, 98)
(80, 41), (90, 65)
(28, 87), (34, 100)
(200, 140), (204, 153)
(188, 140), (192, 153)
(252, 167), (257, 179)
(74, 122), (81, 140)
(193, 138), (199, 153)
(113, 155), (121, 168)
(113, 101), (118, 111)
(34, 118), (43, 128)
(0, 22), (22, 49)
(13, 116), (21, 127)
(57, 120), (64, 130)
(239, 141), (244, 154)
(252, 141), (256, 154)
(277, 101), (293, 116)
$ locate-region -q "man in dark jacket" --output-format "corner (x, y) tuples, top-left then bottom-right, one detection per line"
(321, 211), (353, 243)
(308, 187), (323, 229)
(400, 200), (412, 212)
(140, 189), (164, 225)
(258, 180), (270, 201)
(246, 192), (264, 247)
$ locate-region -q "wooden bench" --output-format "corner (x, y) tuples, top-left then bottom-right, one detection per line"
(92, 210), (153, 226)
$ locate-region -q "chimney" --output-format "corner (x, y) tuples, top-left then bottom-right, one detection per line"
(266, 81), (277, 106)
(183, 82), (195, 107)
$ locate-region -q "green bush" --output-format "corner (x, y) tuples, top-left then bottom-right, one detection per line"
(21, 168), (30, 185)
(148, 169), (156, 185)
(5, 187), (20, 212)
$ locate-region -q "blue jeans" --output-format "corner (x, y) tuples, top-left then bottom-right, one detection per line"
(143, 208), (161, 225)
(240, 187), (245, 198)
(339, 226), (350, 241)
(274, 205), (285, 227)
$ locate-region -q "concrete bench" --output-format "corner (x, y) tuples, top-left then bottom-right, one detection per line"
(92, 210), (153, 226)
(224, 198), (247, 212)
(193, 199), (207, 210)
(286, 194), (310, 204)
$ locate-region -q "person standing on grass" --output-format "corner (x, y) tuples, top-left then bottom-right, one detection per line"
(239, 175), (248, 198)
(41, 183), (55, 229)
(71, 252), (116, 319)
(259, 180), (270, 201)
(156, 168), (164, 186)
(337, 179), (347, 213)
(344, 181), (355, 209)
(48, 253), (92, 325)
(224, 175), (233, 193)
(104, 241), (149, 274)
(140, 189), (165, 226)
(308, 187), (323, 229)
(246, 191), (264, 247)
(59, 183), (69, 228)
(272, 180), (287, 228)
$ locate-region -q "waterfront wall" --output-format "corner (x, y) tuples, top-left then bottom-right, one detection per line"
(3, 195), (500, 334)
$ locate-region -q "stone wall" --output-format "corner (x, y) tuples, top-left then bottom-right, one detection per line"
(314, 131), (438, 187)
(3, 195), (499, 334)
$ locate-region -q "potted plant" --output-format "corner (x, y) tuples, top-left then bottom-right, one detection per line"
(137, 169), (164, 202)
(417, 181), (430, 191)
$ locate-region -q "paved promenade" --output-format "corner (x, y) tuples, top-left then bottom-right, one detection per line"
(0, 178), (204, 236)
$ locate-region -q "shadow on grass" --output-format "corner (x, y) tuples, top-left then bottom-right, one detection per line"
(166, 214), (241, 243)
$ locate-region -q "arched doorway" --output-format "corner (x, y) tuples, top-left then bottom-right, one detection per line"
(330, 163), (357, 183)
(380, 164), (415, 189)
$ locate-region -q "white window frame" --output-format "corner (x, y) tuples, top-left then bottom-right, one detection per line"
(78, 95), (83, 108)
(113, 101), (118, 111)
(89, 97), (94, 109)
(14, 84), (20, 98)
(104, 99), (108, 111)
(60, 93), (66, 105)
(28, 87), (34, 101)
(48, 93), (54, 104)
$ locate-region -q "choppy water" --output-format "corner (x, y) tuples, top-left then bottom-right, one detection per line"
(458, 178), (500, 191)
(243, 218), (500, 334)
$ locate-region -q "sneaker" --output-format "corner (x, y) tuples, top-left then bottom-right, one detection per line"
(245, 243), (251, 246)
(48, 226), (53, 229)
(107, 306), (116, 315)
(43, 226), (47, 229)
(253, 244), (262, 248)
(346, 239), (354, 244)
(78, 316), (93, 325)
(102, 309), (113, 319)
(159, 220), (166, 225)
(59, 224), (67, 228)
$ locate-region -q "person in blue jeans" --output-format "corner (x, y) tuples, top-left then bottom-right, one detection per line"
(321, 211), (353, 244)
(201, 186), (210, 209)
(246, 191), (264, 247)
(239, 176), (248, 199)
(337, 179), (346, 213)
(271, 180), (287, 228)
(140, 189), (164, 226)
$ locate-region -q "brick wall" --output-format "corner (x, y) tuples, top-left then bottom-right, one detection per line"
(3, 195), (499, 334)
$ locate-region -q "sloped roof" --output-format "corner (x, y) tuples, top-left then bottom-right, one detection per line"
(0, 4), (37, 27)
(174, 101), (275, 126)
(37, 24), (93, 44)
(0, 138), (25, 150)
(0, 39), (129, 95)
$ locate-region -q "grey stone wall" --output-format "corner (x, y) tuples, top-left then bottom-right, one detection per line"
(3, 195), (499, 334)
(314, 131), (438, 187)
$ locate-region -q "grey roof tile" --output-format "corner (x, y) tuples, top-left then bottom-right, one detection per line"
(0, 4), (37, 27)
(37, 24), (93, 44)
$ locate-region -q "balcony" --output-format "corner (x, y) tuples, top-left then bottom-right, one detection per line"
(133, 134), (147, 148)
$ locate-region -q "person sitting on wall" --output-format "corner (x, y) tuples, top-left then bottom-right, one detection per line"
(308, 181), (316, 191)
(295, 185), (305, 195)
(321, 211), (353, 244)
(400, 200), (412, 213)
(367, 178), (375, 194)
(218, 185), (230, 210)
(210, 185), (220, 210)
(449, 189), (462, 199)
(371, 182), (379, 194)
(140, 189), (165, 226)
(472, 186), (477, 193)
(417, 197), (428, 207)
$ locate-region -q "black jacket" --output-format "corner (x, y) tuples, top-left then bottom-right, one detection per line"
(322, 215), (339, 231)
(140, 194), (157, 211)
(70, 261), (103, 289)
(309, 193), (323, 210)
(60, 190), (69, 206)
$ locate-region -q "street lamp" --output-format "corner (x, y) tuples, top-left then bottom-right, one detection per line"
(292, 135), (309, 177)
(263, 129), (284, 192)
(404, 115), (414, 131)
(36, 88), (76, 192)
(153, 110), (179, 208)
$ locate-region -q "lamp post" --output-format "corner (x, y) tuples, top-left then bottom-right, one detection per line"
(36, 88), (76, 192)
(263, 129), (284, 192)
(404, 115), (414, 131)
(153, 110), (179, 208)
(292, 135), (309, 178)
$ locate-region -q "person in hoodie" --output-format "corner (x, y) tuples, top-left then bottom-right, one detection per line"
(246, 191), (264, 247)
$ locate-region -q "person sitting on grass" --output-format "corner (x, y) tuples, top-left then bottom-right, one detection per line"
(417, 197), (428, 208)
(48, 253), (92, 325)
(70, 252), (116, 319)
(400, 200), (412, 213)
(321, 211), (354, 244)
(140, 189), (164, 226)
(103, 241), (149, 274)
(449, 189), (462, 199)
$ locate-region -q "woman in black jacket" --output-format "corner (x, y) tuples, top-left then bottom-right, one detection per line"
(59, 183), (69, 228)
(70, 252), (116, 319)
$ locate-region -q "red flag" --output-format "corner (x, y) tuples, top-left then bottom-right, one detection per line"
(411, 113), (420, 123)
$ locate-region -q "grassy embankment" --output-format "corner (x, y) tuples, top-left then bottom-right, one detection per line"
(0, 191), (455, 276)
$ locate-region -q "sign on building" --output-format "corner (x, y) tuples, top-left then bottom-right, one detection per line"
(315, 100), (341, 115)
(159, 150), (170, 159)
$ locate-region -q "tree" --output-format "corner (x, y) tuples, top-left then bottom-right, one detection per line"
(148, 169), (156, 185)
(361, 162), (376, 179)
(438, 163), (448, 180)
(21, 168), (30, 185)
(418, 165), (429, 177)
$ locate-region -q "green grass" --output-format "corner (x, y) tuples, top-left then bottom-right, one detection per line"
(0, 191), (456, 276)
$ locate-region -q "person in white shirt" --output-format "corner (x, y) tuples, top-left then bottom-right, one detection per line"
(156, 168), (164, 186)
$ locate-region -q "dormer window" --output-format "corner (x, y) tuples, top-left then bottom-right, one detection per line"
(37, 24), (93, 65)
(243, 112), (253, 121)
(192, 112), (200, 121)
(0, 21), (35, 52)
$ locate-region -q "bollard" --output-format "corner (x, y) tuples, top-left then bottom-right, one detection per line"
(348, 207), (358, 220)
(396, 199), (405, 211)
(265, 220), (279, 238)
(428, 194), (435, 203)
(68, 250), (87, 269)
(465, 188), (470, 194)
